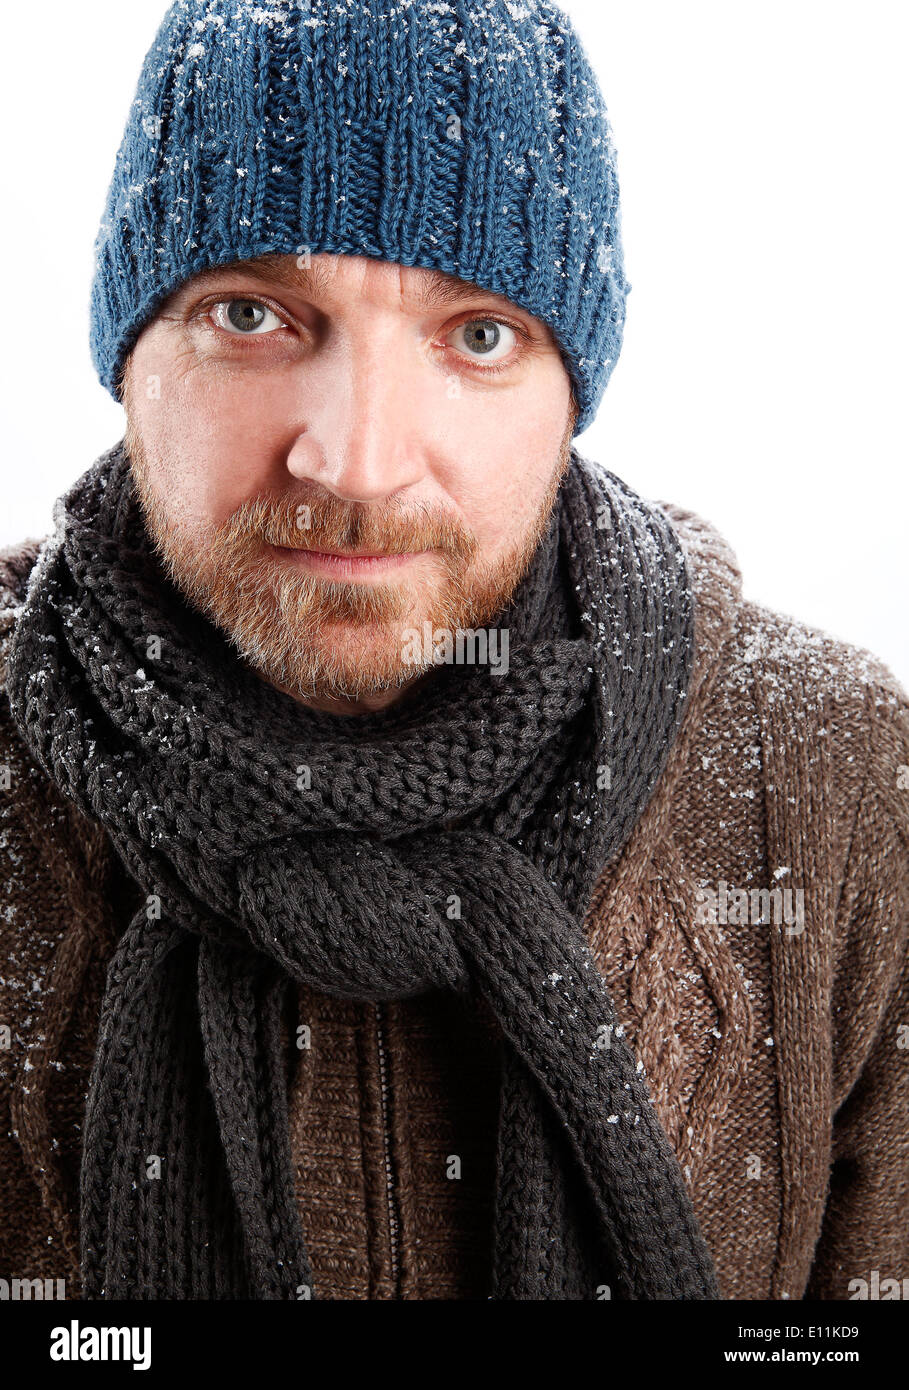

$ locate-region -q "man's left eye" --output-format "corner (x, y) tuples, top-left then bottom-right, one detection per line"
(449, 318), (516, 363)
(212, 299), (285, 335)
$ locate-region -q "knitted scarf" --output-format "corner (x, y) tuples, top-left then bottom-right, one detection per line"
(6, 439), (718, 1300)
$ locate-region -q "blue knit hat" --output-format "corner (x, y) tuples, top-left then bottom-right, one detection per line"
(90, 0), (630, 434)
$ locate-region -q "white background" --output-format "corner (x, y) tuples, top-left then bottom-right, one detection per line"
(1, 1), (906, 682)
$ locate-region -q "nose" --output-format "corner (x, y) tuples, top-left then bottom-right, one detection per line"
(285, 330), (430, 503)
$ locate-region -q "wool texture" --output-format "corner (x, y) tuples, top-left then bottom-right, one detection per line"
(5, 440), (718, 1300)
(89, 0), (630, 434)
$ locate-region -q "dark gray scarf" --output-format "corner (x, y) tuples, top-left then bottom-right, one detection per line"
(7, 439), (718, 1300)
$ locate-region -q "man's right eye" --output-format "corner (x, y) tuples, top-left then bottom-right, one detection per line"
(211, 298), (286, 335)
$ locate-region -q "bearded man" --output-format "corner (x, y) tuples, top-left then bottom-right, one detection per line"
(1, 0), (906, 1303)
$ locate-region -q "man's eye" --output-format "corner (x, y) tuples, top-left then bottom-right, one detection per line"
(211, 299), (285, 335)
(449, 318), (516, 364)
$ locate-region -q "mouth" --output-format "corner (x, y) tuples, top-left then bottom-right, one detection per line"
(268, 543), (430, 579)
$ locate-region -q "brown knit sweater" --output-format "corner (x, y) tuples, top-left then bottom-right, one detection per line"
(1, 505), (907, 1301)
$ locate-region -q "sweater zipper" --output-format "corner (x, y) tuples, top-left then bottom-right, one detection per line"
(373, 1001), (400, 1295)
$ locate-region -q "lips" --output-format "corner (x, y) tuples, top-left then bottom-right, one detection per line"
(299, 549), (398, 559)
(268, 543), (426, 577)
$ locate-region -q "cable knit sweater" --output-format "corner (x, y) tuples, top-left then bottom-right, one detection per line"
(0, 505), (907, 1300)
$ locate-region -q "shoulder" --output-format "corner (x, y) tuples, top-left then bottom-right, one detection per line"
(0, 537), (46, 594)
(663, 501), (908, 737)
(662, 501), (909, 866)
(0, 536), (119, 1081)
(0, 536), (49, 680)
(733, 596), (908, 830)
(0, 535), (46, 617)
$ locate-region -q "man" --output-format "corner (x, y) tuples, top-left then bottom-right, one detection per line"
(0, 0), (906, 1302)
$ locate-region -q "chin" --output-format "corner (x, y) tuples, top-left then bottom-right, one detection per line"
(249, 621), (431, 700)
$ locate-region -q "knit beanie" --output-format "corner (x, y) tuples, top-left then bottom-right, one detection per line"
(89, 0), (631, 435)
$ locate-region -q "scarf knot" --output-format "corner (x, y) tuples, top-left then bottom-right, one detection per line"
(236, 830), (473, 999)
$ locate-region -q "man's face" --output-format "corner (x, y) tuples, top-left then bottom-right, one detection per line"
(124, 252), (576, 713)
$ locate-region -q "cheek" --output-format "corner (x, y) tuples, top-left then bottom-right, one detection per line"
(129, 354), (298, 529)
(438, 391), (568, 556)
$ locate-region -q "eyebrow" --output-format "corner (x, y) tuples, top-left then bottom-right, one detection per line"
(179, 254), (524, 314)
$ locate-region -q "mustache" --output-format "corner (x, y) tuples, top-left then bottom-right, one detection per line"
(222, 491), (480, 561)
